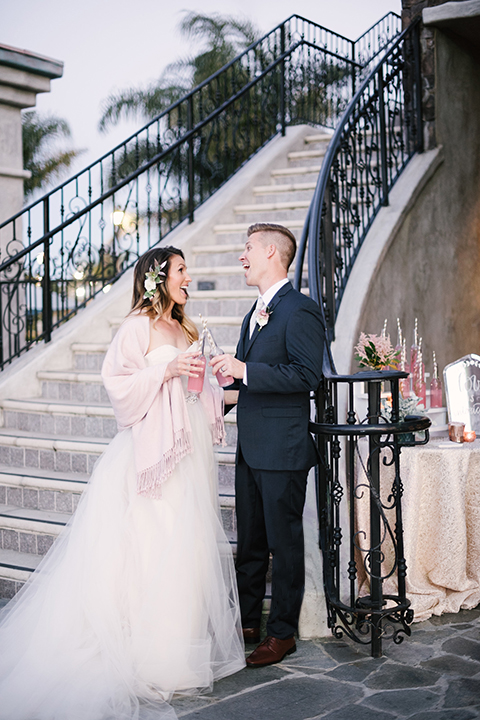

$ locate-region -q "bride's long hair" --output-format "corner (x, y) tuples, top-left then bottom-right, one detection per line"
(130, 246), (199, 344)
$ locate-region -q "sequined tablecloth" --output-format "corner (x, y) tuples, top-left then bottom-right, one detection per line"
(356, 437), (480, 621)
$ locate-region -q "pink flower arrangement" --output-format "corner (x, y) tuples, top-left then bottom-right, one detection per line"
(355, 332), (400, 370)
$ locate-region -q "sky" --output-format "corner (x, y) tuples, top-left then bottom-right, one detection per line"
(2, 0), (401, 174)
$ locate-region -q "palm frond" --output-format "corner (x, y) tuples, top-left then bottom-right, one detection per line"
(22, 112), (84, 198)
(99, 11), (260, 131)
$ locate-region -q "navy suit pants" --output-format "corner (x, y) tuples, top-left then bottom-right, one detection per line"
(235, 447), (308, 639)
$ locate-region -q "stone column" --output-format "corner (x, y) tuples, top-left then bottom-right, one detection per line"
(0, 44), (63, 229)
(401, 0), (469, 149)
(0, 46), (63, 363)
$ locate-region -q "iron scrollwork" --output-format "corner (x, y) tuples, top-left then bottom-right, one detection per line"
(295, 20), (423, 341)
(310, 369), (430, 657)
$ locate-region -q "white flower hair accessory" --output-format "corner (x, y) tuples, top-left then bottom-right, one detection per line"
(144, 260), (167, 299)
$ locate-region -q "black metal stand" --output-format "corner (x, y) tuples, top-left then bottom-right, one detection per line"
(311, 369), (430, 658)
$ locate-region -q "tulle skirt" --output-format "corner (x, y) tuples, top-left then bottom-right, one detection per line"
(0, 399), (245, 719)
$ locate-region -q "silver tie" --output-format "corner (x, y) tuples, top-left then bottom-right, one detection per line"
(249, 296), (266, 338)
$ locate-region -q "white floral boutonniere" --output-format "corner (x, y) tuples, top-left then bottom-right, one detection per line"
(257, 306), (272, 331)
(144, 260), (167, 299)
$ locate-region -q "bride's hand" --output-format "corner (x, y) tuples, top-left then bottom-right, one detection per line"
(165, 350), (202, 381)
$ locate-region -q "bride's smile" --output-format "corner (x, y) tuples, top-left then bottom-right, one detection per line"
(167, 255), (192, 306)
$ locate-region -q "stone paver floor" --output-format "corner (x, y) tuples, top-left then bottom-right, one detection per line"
(1, 599), (479, 718)
(171, 606), (480, 719)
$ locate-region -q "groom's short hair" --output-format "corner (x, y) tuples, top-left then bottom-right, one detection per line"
(247, 223), (297, 270)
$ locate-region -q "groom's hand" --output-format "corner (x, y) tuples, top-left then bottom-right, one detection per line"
(209, 354), (246, 380)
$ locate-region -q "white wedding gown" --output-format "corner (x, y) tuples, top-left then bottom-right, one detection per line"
(0, 345), (245, 720)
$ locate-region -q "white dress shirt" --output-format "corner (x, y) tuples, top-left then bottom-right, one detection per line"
(243, 278), (290, 385)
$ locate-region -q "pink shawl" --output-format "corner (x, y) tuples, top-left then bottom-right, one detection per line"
(101, 312), (225, 499)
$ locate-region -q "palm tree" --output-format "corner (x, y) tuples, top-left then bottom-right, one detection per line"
(98, 11), (259, 132)
(22, 111), (84, 198)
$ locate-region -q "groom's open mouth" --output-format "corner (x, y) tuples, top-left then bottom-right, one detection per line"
(242, 262), (250, 276)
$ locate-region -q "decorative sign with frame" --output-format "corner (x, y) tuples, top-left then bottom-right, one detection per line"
(444, 353), (480, 433)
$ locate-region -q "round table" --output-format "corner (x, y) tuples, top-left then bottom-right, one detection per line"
(355, 437), (480, 621)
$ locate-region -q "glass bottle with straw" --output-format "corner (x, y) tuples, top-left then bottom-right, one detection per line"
(413, 337), (426, 407)
(186, 323), (207, 401)
(201, 316), (234, 387)
(411, 318), (419, 369)
(430, 351), (443, 408)
(399, 338), (410, 399)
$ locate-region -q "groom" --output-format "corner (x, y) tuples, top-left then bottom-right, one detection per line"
(210, 223), (324, 667)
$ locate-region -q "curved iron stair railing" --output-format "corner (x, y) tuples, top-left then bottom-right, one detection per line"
(293, 19), (429, 656)
(294, 19), (423, 341)
(0, 13), (400, 369)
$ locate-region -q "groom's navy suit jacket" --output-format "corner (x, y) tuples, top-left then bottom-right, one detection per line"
(234, 282), (325, 471)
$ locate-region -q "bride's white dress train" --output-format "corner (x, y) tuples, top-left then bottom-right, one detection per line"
(0, 345), (245, 720)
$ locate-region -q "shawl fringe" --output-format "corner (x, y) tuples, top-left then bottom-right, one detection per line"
(212, 415), (226, 447)
(137, 428), (193, 499)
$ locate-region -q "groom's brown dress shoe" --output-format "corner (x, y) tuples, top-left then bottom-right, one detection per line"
(246, 636), (296, 667)
(243, 627), (260, 644)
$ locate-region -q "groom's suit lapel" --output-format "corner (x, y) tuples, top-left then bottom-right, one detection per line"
(238, 304), (256, 360)
(242, 282), (292, 359)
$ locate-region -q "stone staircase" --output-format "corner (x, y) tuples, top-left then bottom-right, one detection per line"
(0, 128), (332, 599)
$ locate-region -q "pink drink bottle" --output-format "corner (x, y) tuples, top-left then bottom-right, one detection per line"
(187, 334), (206, 394)
(208, 332), (234, 387)
(430, 351), (443, 408)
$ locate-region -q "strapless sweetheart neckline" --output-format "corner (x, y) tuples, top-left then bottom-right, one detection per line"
(146, 344), (184, 356)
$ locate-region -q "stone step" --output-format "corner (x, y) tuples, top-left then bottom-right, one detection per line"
(188, 290), (256, 320)
(287, 149), (327, 164)
(71, 343), (110, 371)
(109, 315), (243, 329)
(303, 129), (371, 145)
(0, 398), (116, 439)
(0, 465), (88, 494)
(216, 443), (235, 490)
(0, 504), (70, 562)
(71, 343), (110, 353)
(224, 412), (237, 448)
(0, 427), (107, 475)
(189, 265), (246, 276)
(234, 200), (311, 214)
(190, 268), (304, 292)
(38, 370), (110, 404)
(0, 425), (234, 479)
(213, 219), (305, 234)
(192, 243), (244, 254)
(253, 182), (317, 195)
(187, 297), (255, 321)
(0, 548), (42, 598)
(188, 290), (257, 299)
(304, 132), (334, 144)
(0, 527), (241, 601)
(38, 370), (103, 384)
(193, 251), (245, 269)
(233, 210), (309, 225)
(0, 465), (86, 516)
(0, 504), (70, 535)
(0, 477), (237, 559)
(270, 165), (322, 179)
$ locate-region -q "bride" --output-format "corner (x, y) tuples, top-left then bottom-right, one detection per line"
(0, 246), (245, 719)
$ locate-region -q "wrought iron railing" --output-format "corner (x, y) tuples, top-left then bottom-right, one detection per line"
(0, 13), (400, 369)
(294, 19), (423, 340)
(310, 369), (430, 657)
(290, 18), (428, 655)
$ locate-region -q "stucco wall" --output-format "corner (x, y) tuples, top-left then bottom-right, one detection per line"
(355, 31), (480, 377)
